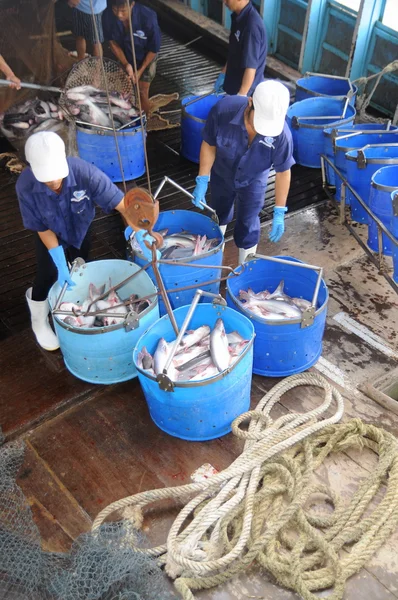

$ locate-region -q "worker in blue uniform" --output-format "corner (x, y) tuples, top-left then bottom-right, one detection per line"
(102, 0), (161, 115)
(16, 132), (155, 351)
(214, 0), (267, 96)
(191, 80), (294, 264)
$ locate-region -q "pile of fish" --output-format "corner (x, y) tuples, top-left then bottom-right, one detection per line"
(64, 85), (139, 129)
(0, 98), (65, 140)
(137, 319), (249, 382)
(238, 280), (313, 321)
(129, 228), (221, 260)
(55, 282), (152, 328)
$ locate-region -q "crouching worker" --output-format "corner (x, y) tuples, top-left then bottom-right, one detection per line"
(16, 132), (155, 351)
(191, 80), (294, 263)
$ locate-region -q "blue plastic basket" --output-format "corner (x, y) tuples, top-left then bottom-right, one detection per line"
(391, 191), (398, 283)
(333, 131), (398, 202)
(345, 145), (398, 223)
(181, 93), (222, 163)
(48, 259), (159, 384)
(296, 75), (357, 105)
(286, 97), (356, 168)
(133, 303), (254, 441)
(323, 123), (397, 186)
(132, 210), (224, 315)
(368, 166), (398, 256)
(226, 256), (328, 377)
(76, 122), (145, 182)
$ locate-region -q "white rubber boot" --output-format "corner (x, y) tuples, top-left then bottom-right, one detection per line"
(26, 288), (60, 351)
(238, 245), (258, 264)
(219, 225), (227, 251)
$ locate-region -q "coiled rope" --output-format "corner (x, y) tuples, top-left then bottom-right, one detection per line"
(92, 373), (398, 600)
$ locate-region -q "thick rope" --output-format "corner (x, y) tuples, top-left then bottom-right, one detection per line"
(353, 59), (398, 124)
(92, 373), (398, 600)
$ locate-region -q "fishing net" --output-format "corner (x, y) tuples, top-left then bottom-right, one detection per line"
(0, 431), (176, 600)
(0, 0), (74, 115)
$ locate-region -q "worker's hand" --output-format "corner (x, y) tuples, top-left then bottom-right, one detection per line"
(124, 226), (133, 241)
(49, 246), (76, 290)
(68, 0), (80, 7)
(192, 175), (210, 210)
(135, 229), (161, 261)
(6, 74), (21, 90)
(269, 206), (287, 243)
(214, 72), (225, 94)
(125, 64), (138, 84)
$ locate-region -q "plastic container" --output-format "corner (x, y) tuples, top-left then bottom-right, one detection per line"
(226, 256), (328, 377)
(76, 122), (145, 182)
(132, 210), (224, 315)
(333, 130), (398, 202)
(345, 145), (398, 223)
(48, 259), (159, 384)
(367, 166), (398, 256)
(391, 190), (398, 283)
(323, 123), (397, 186)
(181, 93), (221, 163)
(296, 75), (357, 105)
(133, 303), (255, 441)
(286, 97), (356, 168)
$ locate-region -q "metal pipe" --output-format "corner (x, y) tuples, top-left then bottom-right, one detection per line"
(153, 176), (219, 222)
(311, 268), (324, 309)
(0, 78), (62, 93)
(52, 258), (84, 312)
(340, 183), (346, 225)
(377, 227), (384, 272)
(150, 244), (179, 336)
(157, 35), (203, 62)
(320, 155), (327, 187)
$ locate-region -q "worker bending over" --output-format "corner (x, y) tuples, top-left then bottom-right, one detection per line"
(192, 80), (294, 264)
(16, 132), (153, 351)
(0, 54), (21, 89)
(102, 0), (161, 115)
(214, 0), (267, 96)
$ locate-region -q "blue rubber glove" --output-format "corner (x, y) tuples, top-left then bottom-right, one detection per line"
(192, 175), (210, 210)
(269, 206), (288, 243)
(214, 72), (225, 94)
(49, 245), (76, 290)
(124, 225), (133, 241)
(135, 229), (161, 261)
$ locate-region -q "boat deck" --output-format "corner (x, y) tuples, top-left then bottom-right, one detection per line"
(1, 19), (398, 600)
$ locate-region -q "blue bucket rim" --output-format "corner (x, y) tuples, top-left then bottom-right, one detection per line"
(371, 165), (398, 192)
(335, 131), (398, 152)
(345, 143), (398, 163)
(133, 303), (255, 388)
(49, 259), (158, 334)
(181, 92), (222, 123)
(296, 76), (358, 99)
(130, 209), (224, 263)
(287, 97), (356, 130)
(226, 255), (329, 327)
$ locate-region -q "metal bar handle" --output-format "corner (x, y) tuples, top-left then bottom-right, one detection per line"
(52, 257), (85, 312)
(0, 78), (62, 93)
(304, 72), (351, 82)
(247, 254), (324, 309)
(183, 90), (225, 109)
(153, 176), (219, 223)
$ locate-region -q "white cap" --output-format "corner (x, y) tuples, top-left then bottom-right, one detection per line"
(25, 132), (69, 182)
(253, 80), (290, 137)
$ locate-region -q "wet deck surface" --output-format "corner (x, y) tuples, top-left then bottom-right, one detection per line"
(1, 19), (398, 600)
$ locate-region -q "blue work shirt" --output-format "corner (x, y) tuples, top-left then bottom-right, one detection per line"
(224, 2), (267, 96)
(76, 0), (106, 15)
(202, 96), (295, 192)
(16, 157), (124, 249)
(102, 3), (161, 68)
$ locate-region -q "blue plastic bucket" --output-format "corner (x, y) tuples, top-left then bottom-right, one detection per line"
(76, 122), (145, 182)
(48, 259), (159, 384)
(226, 256), (328, 377)
(133, 210), (224, 316)
(391, 191), (398, 283)
(181, 93), (221, 163)
(367, 166), (398, 256)
(323, 123), (396, 186)
(133, 303), (254, 441)
(345, 145), (398, 223)
(333, 131), (398, 202)
(286, 98), (356, 168)
(296, 75), (357, 105)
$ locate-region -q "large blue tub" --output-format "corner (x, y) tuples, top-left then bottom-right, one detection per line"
(345, 145), (398, 223)
(133, 210), (224, 315)
(181, 93), (221, 163)
(226, 256), (328, 377)
(368, 166), (398, 256)
(133, 303), (254, 441)
(333, 130), (398, 202)
(391, 191), (398, 283)
(286, 97), (356, 168)
(76, 122), (145, 182)
(49, 259), (159, 384)
(296, 75), (357, 104)
(323, 123), (396, 186)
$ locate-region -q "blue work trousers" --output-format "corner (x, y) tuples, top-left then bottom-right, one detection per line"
(210, 173), (266, 249)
